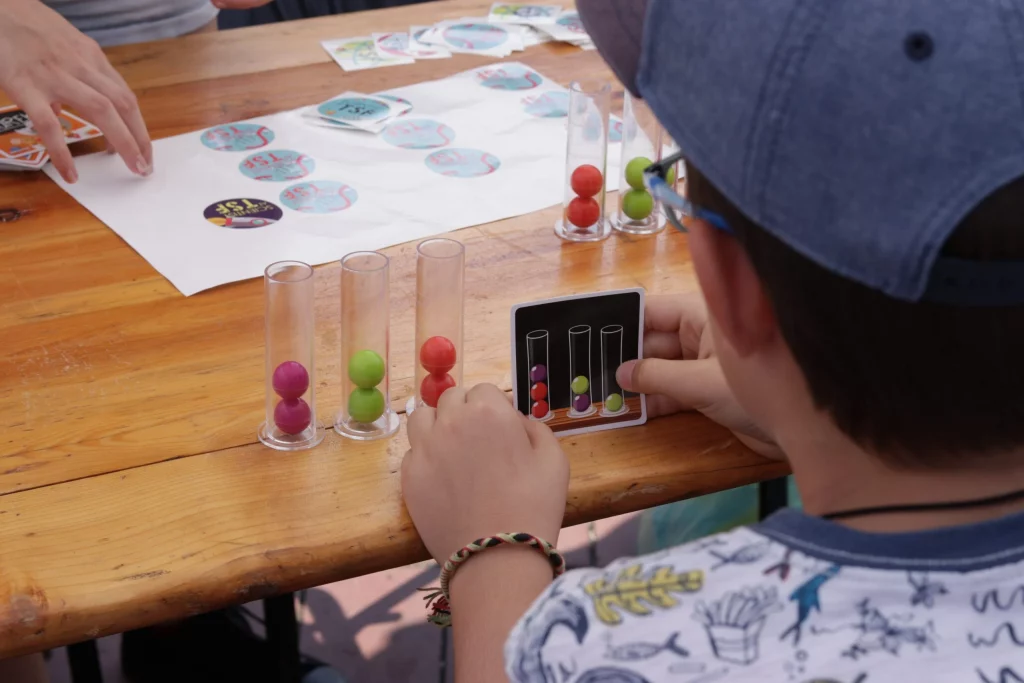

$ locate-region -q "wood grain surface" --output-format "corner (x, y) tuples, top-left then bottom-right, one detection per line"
(0, 0), (787, 657)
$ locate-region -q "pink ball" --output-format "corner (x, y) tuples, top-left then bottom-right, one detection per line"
(274, 398), (311, 435)
(272, 361), (309, 399)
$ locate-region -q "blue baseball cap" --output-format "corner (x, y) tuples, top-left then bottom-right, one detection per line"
(578, 0), (1024, 306)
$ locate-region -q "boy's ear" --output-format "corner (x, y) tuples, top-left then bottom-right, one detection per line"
(688, 219), (777, 357)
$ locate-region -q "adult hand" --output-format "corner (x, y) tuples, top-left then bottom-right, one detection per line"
(617, 293), (783, 459)
(402, 384), (569, 567)
(0, 0), (152, 183)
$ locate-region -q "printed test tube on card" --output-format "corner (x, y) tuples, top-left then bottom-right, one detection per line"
(556, 80), (612, 242)
(600, 325), (628, 416)
(526, 330), (552, 421)
(408, 238), (465, 413)
(336, 251), (400, 441)
(568, 325), (596, 418)
(616, 91), (669, 235)
(259, 261), (325, 451)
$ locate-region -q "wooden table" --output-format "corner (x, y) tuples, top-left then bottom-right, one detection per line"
(0, 0), (787, 659)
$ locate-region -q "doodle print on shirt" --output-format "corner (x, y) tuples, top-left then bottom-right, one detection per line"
(602, 631), (689, 662)
(973, 586), (1024, 613)
(780, 565), (841, 645)
(968, 623), (1024, 648)
(800, 676), (867, 683)
(764, 548), (795, 581)
(709, 541), (771, 570)
(693, 586), (783, 665)
(575, 668), (651, 683)
(907, 572), (947, 608)
(584, 565), (704, 626)
(832, 599), (936, 660)
(976, 666), (1024, 683)
(510, 594), (588, 683)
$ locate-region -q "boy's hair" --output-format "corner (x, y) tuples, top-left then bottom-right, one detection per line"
(687, 165), (1024, 466)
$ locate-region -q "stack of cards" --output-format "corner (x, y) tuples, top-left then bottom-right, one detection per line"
(301, 92), (413, 134)
(321, 3), (591, 72)
(0, 105), (102, 172)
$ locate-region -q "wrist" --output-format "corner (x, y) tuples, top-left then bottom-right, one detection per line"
(449, 544), (554, 606)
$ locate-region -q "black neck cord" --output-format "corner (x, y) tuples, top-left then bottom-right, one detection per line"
(822, 487), (1024, 521)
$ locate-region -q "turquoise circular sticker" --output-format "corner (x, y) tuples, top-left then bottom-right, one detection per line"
(376, 94), (412, 116)
(610, 118), (623, 143)
(317, 97), (389, 122)
(523, 91), (569, 118)
(239, 150), (315, 182)
(425, 148), (501, 178)
(556, 13), (586, 34)
(382, 119), (455, 149)
(477, 64), (542, 91)
(200, 123), (275, 152)
(443, 23), (508, 51)
(280, 181), (358, 213)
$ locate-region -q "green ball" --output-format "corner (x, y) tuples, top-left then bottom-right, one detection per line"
(348, 349), (385, 389)
(349, 387), (385, 423)
(571, 375), (589, 395)
(666, 165), (678, 186)
(605, 393), (624, 412)
(625, 156), (653, 191)
(622, 189), (654, 220)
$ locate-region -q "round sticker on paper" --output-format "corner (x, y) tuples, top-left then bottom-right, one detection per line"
(556, 13), (586, 34)
(375, 32), (409, 57)
(203, 198), (282, 228)
(523, 91), (569, 118)
(280, 181), (358, 214)
(200, 123), (275, 152)
(382, 119), (455, 149)
(239, 150), (315, 182)
(376, 94), (412, 116)
(442, 23), (509, 51)
(609, 118), (623, 143)
(424, 148), (501, 178)
(331, 39), (379, 68)
(477, 64), (542, 91)
(317, 97), (390, 122)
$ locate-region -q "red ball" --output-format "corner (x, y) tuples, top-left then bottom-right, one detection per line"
(566, 196), (600, 229)
(531, 400), (549, 419)
(420, 336), (457, 375)
(530, 382), (547, 401)
(274, 398), (311, 435)
(570, 164), (603, 198)
(421, 372), (456, 408)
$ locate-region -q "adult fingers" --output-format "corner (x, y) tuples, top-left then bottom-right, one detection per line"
(93, 62), (152, 167)
(465, 383), (513, 411)
(645, 294), (707, 356)
(644, 331), (682, 361)
(18, 92), (76, 183)
(522, 416), (559, 453)
(58, 74), (146, 176)
(616, 357), (726, 412)
(406, 405), (436, 449)
(435, 385), (467, 416)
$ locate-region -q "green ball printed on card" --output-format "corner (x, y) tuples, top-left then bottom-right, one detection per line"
(349, 387), (385, 423)
(348, 349), (386, 389)
(605, 393), (624, 413)
(571, 375), (589, 395)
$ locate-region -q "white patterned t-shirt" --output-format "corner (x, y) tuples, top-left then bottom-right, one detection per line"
(505, 509), (1024, 683)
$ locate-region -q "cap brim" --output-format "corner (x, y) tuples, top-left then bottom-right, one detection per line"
(577, 0), (648, 96)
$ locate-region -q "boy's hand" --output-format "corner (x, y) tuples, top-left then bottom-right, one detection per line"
(402, 384), (569, 566)
(617, 294), (783, 460)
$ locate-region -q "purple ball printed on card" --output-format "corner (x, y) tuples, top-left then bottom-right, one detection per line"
(572, 393), (591, 413)
(530, 364), (547, 382)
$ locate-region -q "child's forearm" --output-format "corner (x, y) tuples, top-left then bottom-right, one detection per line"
(449, 545), (554, 683)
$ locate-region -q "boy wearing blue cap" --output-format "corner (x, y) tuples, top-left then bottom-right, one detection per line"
(401, 0), (1024, 681)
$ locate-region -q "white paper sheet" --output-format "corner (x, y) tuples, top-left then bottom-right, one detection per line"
(47, 63), (622, 296)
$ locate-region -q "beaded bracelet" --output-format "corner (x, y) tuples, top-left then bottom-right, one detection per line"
(421, 532), (566, 627)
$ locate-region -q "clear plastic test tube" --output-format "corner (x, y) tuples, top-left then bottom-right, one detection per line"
(408, 238), (465, 413)
(526, 330), (552, 421)
(555, 80), (612, 242)
(259, 260), (325, 451)
(568, 324), (596, 418)
(616, 90), (668, 235)
(600, 325), (628, 416)
(336, 251), (400, 441)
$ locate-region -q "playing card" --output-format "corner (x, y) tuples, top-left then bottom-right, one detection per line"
(0, 105), (102, 161)
(511, 289), (647, 437)
(373, 31), (450, 60)
(534, 11), (591, 43)
(314, 92), (412, 133)
(488, 3), (562, 25)
(321, 36), (415, 72)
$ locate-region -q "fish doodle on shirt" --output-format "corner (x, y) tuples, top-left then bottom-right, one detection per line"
(907, 572), (947, 609)
(509, 594), (588, 683)
(780, 565), (841, 646)
(709, 541), (771, 570)
(584, 564), (704, 626)
(603, 632), (689, 662)
(839, 599), (936, 660)
(575, 667), (652, 683)
(764, 548), (795, 581)
(694, 586), (783, 665)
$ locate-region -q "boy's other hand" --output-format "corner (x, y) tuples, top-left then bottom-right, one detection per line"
(617, 294), (783, 460)
(402, 384), (569, 566)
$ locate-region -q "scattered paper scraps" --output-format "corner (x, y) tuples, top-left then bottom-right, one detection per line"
(321, 36), (414, 71)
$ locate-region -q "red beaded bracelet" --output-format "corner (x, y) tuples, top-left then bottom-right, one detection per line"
(420, 532), (566, 627)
